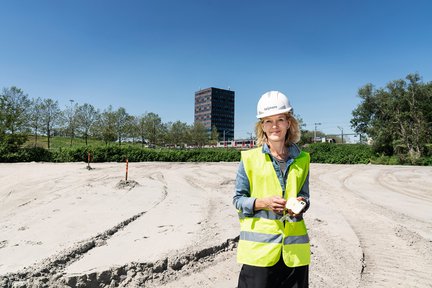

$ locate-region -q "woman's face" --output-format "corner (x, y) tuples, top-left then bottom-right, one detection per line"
(261, 113), (290, 143)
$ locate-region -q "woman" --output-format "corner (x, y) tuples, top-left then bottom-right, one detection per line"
(233, 91), (310, 288)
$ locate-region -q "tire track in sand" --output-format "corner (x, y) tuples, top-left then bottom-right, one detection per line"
(376, 168), (432, 202)
(315, 165), (432, 288)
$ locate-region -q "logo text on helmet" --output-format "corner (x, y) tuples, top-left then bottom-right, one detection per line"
(264, 106), (277, 111)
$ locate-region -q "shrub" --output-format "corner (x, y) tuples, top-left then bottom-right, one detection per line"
(19, 147), (52, 162)
(302, 143), (373, 164)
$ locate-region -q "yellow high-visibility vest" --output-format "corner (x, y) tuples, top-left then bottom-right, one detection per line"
(237, 147), (310, 267)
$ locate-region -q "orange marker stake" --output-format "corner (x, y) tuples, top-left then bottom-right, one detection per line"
(125, 159), (129, 181)
(87, 152), (92, 170)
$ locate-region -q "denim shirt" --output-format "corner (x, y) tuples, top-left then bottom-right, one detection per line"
(233, 143), (310, 216)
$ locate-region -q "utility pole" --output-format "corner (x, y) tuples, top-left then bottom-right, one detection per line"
(338, 126), (344, 144)
(69, 99), (74, 146)
(314, 123), (322, 143)
(153, 120), (156, 146)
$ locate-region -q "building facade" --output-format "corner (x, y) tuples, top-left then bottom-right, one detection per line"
(194, 87), (235, 141)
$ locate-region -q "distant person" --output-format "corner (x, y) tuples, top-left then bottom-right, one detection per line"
(233, 91), (311, 288)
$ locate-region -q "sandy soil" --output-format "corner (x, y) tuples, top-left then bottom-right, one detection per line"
(0, 162), (431, 288)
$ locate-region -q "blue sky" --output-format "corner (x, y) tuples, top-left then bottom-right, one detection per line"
(1, 0), (431, 140)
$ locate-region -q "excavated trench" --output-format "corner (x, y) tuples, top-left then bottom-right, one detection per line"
(1, 223), (238, 288)
(65, 237), (238, 288)
(0, 178), (171, 288)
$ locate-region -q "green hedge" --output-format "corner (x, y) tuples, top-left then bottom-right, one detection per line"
(303, 143), (373, 164)
(1, 143), (431, 165)
(303, 143), (432, 165)
(0, 145), (241, 163)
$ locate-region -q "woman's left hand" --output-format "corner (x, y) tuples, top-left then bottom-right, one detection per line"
(286, 197), (306, 217)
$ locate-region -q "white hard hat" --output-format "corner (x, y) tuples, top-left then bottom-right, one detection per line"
(256, 91), (293, 119)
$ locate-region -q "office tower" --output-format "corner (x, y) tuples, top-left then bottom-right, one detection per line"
(194, 87), (235, 141)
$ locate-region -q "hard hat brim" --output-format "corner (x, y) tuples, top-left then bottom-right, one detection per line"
(256, 107), (292, 119)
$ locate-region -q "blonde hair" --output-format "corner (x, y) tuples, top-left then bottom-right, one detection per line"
(255, 113), (301, 146)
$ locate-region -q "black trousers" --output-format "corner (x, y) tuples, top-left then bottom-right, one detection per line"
(237, 256), (309, 288)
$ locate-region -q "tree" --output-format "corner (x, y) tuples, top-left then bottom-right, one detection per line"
(61, 100), (78, 146)
(114, 107), (133, 145)
(210, 125), (219, 145)
(0, 86), (31, 150)
(141, 112), (163, 146)
(136, 114), (148, 147)
(94, 106), (117, 145)
(75, 103), (100, 146)
(40, 98), (62, 149)
(166, 120), (189, 147)
(351, 73), (432, 160)
(29, 97), (43, 147)
(189, 122), (208, 147)
(126, 115), (141, 144)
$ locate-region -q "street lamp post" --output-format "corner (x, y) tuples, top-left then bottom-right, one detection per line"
(314, 123), (322, 143)
(337, 126), (344, 144)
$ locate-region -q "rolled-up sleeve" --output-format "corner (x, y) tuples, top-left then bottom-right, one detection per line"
(298, 172), (311, 211)
(232, 161), (256, 216)
(288, 144), (311, 211)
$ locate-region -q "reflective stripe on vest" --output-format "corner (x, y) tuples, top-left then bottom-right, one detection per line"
(237, 147), (311, 267)
(240, 231), (282, 243)
(240, 231), (309, 245)
(284, 235), (310, 245)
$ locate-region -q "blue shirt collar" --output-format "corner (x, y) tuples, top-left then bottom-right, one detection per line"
(261, 142), (301, 160)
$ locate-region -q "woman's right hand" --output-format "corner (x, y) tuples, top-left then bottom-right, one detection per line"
(255, 196), (287, 214)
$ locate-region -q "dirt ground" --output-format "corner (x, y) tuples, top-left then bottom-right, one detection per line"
(0, 162), (431, 288)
